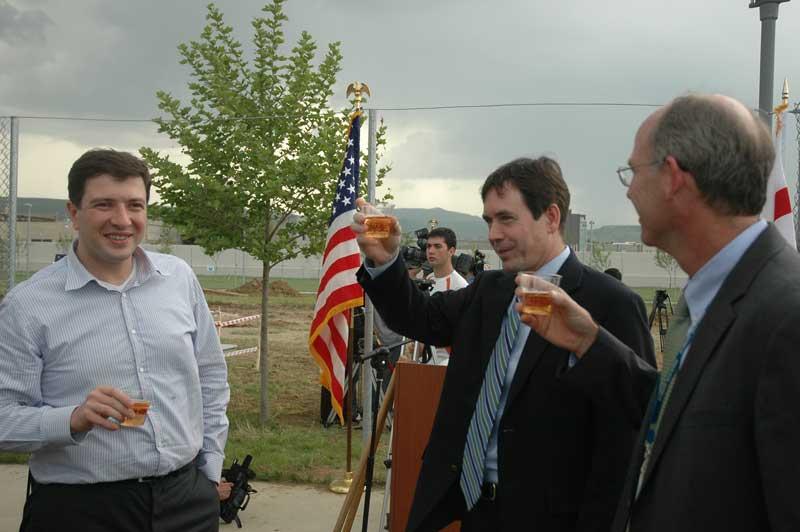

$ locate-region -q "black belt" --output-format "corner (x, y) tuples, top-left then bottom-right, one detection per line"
(134, 458), (195, 484)
(29, 458), (196, 492)
(481, 482), (497, 502)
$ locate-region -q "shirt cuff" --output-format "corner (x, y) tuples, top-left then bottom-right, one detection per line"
(41, 406), (84, 447)
(198, 451), (224, 484)
(363, 251), (399, 279)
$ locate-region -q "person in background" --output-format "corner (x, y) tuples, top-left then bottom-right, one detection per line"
(604, 267), (622, 281)
(422, 227), (468, 365)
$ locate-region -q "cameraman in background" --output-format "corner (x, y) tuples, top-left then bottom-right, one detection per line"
(423, 227), (468, 365)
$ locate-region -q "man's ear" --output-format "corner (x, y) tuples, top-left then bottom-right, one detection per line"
(66, 201), (79, 230)
(545, 204), (561, 233)
(663, 155), (695, 199)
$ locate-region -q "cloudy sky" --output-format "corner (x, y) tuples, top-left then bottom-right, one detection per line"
(2, 0), (800, 226)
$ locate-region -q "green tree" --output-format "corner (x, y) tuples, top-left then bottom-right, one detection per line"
(654, 248), (680, 289)
(588, 241), (612, 271)
(140, 1), (388, 424)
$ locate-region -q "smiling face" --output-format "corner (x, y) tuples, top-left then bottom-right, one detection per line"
(482, 183), (563, 273)
(66, 174), (147, 283)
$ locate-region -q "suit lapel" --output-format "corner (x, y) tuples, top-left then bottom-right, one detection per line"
(638, 225), (786, 489)
(505, 251), (583, 407)
(478, 272), (517, 369)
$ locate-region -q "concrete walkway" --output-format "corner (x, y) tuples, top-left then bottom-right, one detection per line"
(0, 464), (387, 532)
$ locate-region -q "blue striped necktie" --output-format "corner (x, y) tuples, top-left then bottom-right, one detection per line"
(459, 301), (520, 510)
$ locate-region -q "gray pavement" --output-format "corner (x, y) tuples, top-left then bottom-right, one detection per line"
(0, 464), (387, 532)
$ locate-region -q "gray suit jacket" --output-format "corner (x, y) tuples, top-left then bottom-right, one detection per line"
(612, 224), (800, 532)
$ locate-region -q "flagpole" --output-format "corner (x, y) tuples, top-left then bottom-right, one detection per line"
(788, 94), (800, 249)
(330, 311), (356, 494)
(750, 0), (790, 128)
(362, 106), (379, 446)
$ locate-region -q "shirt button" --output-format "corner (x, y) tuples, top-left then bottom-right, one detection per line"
(122, 293), (127, 298)
(131, 329), (136, 334)
(139, 368), (145, 373)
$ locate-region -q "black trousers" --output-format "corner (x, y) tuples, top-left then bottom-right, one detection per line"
(20, 461), (220, 532)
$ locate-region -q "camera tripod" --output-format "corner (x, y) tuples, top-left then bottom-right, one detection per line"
(355, 340), (412, 532)
(648, 289), (673, 352)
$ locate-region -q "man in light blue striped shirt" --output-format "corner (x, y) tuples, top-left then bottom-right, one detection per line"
(0, 149), (230, 532)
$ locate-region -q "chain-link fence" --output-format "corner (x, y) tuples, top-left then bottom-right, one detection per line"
(794, 104), (800, 251)
(0, 117), (18, 295)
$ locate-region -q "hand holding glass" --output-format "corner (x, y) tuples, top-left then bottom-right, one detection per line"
(518, 273), (562, 316)
(362, 202), (395, 239)
(120, 391), (150, 427)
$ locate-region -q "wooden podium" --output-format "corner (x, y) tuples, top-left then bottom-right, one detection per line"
(390, 361), (460, 531)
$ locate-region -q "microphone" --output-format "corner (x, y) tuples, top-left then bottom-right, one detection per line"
(357, 338), (415, 362)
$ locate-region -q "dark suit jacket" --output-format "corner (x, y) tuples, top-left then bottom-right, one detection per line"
(612, 225), (800, 532)
(358, 251), (657, 532)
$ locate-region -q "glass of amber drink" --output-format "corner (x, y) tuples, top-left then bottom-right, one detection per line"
(120, 392), (150, 427)
(519, 272), (562, 316)
(363, 202), (395, 239)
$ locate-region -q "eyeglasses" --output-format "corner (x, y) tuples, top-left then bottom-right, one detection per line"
(616, 160), (663, 187)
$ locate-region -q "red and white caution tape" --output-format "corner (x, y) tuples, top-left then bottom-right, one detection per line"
(224, 346), (259, 358)
(215, 314), (261, 328)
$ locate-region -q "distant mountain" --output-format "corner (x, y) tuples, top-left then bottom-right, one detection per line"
(13, 197), (642, 245)
(394, 207), (487, 241)
(592, 225), (642, 243)
(14, 198), (69, 220)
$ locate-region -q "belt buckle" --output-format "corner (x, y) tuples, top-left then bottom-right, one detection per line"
(483, 482), (497, 501)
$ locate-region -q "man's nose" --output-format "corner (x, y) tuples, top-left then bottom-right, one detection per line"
(110, 205), (132, 226)
(487, 223), (502, 242)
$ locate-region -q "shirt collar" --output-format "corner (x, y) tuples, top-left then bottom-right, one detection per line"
(683, 220), (767, 325)
(536, 246), (570, 276)
(64, 241), (167, 292)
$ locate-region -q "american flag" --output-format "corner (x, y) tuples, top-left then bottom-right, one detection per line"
(309, 113), (365, 424)
(761, 100), (797, 249)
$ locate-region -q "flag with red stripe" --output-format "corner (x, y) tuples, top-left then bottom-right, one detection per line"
(309, 113), (364, 424)
(761, 101), (797, 249)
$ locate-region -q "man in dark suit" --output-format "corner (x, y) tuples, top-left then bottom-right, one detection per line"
(524, 94), (800, 532)
(352, 157), (656, 531)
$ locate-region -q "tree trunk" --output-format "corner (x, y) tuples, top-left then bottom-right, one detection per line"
(259, 262), (271, 425)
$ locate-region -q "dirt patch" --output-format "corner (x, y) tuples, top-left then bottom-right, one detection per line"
(234, 279), (300, 297)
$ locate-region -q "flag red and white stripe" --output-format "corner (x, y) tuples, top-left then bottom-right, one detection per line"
(308, 113), (364, 424)
(761, 102), (797, 249)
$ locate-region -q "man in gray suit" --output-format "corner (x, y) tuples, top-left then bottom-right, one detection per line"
(521, 93), (800, 531)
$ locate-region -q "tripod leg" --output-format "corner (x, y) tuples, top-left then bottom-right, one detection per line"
(334, 372), (397, 532)
(378, 420), (395, 531)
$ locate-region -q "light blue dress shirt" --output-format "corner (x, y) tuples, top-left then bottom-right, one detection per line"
(0, 242), (230, 484)
(483, 246), (571, 483)
(678, 220), (767, 368)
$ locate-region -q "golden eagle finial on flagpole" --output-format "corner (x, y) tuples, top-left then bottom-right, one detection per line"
(346, 82), (371, 114)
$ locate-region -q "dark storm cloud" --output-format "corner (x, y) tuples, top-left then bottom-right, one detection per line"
(0, 1), (51, 46)
(5, 0), (800, 224)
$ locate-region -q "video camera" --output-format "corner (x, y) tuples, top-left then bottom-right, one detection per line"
(453, 249), (487, 279)
(220, 455), (257, 528)
(401, 226), (487, 282)
(400, 227), (430, 270)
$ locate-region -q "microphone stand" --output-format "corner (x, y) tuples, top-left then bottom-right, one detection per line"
(356, 339), (413, 532)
